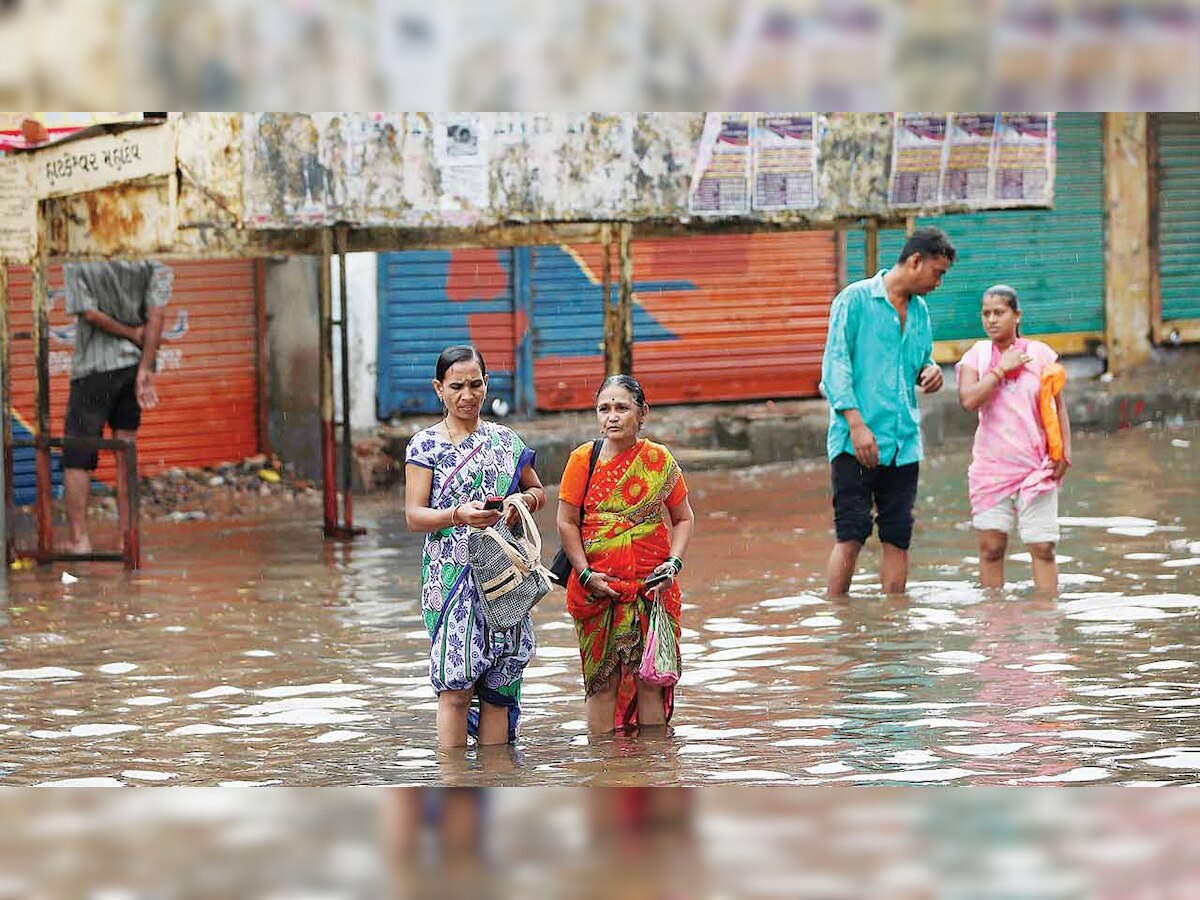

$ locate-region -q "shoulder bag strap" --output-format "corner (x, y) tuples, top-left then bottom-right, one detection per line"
(503, 494), (543, 559)
(578, 439), (603, 526)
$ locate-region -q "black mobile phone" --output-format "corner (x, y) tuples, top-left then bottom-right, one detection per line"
(644, 570), (672, 589)
(482, 496), (505, 511)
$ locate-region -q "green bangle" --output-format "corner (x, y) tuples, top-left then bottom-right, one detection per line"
(666, 556), (684, 574)
(580, 568), (594, 586)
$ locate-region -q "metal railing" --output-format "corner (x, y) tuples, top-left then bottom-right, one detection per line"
(9, 435), (140, 570)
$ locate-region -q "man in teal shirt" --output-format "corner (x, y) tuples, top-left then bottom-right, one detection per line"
(820, 227), (956, 596)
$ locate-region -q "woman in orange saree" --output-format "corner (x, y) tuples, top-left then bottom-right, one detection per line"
(556, 375), (696, 734)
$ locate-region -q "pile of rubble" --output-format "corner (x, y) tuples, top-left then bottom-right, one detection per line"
(94, 454), (321, 522)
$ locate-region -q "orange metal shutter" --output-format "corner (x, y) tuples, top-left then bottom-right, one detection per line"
(629, 232), (837, 404)
(7, 259), (261, 483)
(531, 232), (837, 410)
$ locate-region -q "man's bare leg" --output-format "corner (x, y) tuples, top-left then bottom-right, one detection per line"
(826, 540), (864, 597)
(880, 543), (910, 594)
(63, 468), (92, 554)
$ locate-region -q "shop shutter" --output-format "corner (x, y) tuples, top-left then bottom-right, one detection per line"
(845, 113), (1106, 344)
(531, 232), (838, 410)
(7, 259), (262, 498)
(1155, 113), (1200, 328)
(376, 250), (517, 418)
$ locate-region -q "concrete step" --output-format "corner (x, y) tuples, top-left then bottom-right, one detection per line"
(670, 447), (756, 471)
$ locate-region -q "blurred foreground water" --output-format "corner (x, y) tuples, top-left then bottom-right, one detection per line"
(2, 787), (1199, 898)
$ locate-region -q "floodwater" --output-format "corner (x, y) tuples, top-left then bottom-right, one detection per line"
(1, 424), (1197, 786)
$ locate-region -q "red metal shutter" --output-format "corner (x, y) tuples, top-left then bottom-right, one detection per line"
(531, 231), (837, 410)
(7, 259), (261, 482)
(630, 232), (837, 404)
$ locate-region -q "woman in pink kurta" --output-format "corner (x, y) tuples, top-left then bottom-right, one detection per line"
(956, 285), (1072, 594)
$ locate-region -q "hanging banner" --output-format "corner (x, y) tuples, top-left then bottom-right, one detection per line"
(752, 113), (818, 211)
(33, 124), (176, 199)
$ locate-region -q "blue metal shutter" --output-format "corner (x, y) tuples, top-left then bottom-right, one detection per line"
(376, 250), (516, 418)
(10, 416), (62, 507)
(529, 244), (608, 411)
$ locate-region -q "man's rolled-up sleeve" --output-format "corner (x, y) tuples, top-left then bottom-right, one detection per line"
(820, 290), (860, 412)
(63, 264), (97, 315)
(147, 261), (173, 308)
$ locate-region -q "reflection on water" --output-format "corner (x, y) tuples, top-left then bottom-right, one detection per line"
(1, 425), (1197, 785)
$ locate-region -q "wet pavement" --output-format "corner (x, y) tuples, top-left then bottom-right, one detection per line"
(1, 424), (1197, 786)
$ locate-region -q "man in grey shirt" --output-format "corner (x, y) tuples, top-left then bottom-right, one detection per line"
(63, 260), (173, 553)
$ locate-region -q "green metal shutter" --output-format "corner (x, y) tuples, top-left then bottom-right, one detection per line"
(1156, 113), (1200, 326)
(846, 113), (1106, 343)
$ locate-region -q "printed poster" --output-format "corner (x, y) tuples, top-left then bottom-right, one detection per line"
(889, 113), (947, 207)
(0, 154), (35, 263)
(941, 112), (997, 206)
(433, 113), (489, 210)
(689, 113), (751, 215)
(994, 112), (1055, 206)
(752, 113), (818, 211)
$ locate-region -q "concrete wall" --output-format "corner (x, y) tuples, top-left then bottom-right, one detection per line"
(264, 257), (321, 479)
(266, 253), (379, 481)
(332, 252), (379, 432)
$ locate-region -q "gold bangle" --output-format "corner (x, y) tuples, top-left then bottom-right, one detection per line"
(450, 505), (461, 526)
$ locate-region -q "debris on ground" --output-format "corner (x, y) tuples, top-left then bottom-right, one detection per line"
(92, 454), (321, 521)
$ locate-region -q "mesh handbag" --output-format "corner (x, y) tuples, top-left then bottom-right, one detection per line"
(468, 495), (551, 631)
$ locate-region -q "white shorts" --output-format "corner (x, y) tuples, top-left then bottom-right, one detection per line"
(972, 489), (1060, 545)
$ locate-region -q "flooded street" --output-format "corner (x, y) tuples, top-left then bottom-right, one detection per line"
(2, 424), (1197, 786)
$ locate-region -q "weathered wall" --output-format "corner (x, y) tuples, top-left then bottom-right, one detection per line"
(332, 251), (378, 432)
(236, 113), (898, 231)
(23, 113), (1058, 263)
(264, 256), (321, 479)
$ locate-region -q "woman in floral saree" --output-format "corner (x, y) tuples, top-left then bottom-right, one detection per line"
(404, 346), (547, 748)
(557, 375), (696, 734)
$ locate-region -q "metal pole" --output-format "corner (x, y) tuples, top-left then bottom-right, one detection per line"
(123, 438), (140, 570)
(864, 219), (879, 279)
(32, 208), (51, 563)
(0, 265), (9, 565)
(318, 229), (337, 535)
(335, 226), (354, 531)
(601, 223), (616, 376)
(617, 222), (634, 375)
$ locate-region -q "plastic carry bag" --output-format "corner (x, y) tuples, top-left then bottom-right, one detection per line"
(637, 596), (681, 687)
